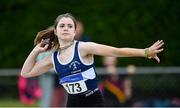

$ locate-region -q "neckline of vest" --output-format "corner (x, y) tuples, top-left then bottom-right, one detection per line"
(57, 41), (77, 65)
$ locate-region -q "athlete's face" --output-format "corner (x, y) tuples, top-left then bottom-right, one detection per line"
(55, 17), (76, 41)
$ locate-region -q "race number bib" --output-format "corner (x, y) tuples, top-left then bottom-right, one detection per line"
(60, 73), (88, 94)
(62, 80), (87, 94)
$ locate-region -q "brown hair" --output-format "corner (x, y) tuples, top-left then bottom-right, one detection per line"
(34, 13), (77, 51)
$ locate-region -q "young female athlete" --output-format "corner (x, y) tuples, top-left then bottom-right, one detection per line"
(21, 13), (164, 107)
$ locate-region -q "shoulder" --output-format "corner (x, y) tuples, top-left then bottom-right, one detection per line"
(78, 41), (99, 55)
(79, 41), (98, 50)
(78, 41), (97, 46)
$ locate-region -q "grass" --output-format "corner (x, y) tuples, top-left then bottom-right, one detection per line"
(0, 98), (38, 107)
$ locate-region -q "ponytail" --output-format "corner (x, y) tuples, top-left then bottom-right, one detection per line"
(34, 27), (59, 51)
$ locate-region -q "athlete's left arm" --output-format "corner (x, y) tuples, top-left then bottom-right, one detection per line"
(80, 40), (164, 62)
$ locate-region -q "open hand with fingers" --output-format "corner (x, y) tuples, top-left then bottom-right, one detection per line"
(145, 40), (164, 63)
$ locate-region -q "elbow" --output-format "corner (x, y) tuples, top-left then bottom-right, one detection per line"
(20, 72), (30, 78)
(20, 73), (27, 78)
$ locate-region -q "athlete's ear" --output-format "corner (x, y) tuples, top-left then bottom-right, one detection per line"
(73, 32), (75, 36)
(54, 29), (57, 36)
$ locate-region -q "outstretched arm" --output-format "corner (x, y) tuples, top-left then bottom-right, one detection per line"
(81, 40), (164, 63)
(21, 42), (53, 78)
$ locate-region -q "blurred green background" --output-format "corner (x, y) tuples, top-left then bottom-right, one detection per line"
(1, 0), (180, 68)
(0, 0), (180, 107)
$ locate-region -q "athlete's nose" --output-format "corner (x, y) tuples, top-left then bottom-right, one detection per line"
(64, 26), (68, 31)
(64, 29), (68, 32)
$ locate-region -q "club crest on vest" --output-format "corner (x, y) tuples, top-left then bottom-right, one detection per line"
(69, 61), (81, 70)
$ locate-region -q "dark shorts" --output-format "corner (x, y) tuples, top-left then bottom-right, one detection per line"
(66, 89), (105, 107)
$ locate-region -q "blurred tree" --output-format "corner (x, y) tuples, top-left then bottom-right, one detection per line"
(0, 0), (180, 68)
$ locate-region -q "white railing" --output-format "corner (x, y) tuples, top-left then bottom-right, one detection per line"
(0, 67), (180, 76)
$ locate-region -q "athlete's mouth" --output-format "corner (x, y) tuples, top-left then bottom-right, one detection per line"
(62, 33), (70, 35)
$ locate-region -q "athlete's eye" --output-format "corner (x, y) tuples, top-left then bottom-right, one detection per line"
(68, 24), (73, 28)
(59, 24), (65, 28)
(68, 25), (72, 28)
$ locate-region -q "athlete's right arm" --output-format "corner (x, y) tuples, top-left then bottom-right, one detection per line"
(21, 43), (53, 78)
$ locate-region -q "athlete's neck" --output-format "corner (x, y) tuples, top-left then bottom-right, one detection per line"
(59, 40), (75, 51)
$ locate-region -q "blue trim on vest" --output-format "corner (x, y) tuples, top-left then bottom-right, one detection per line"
(59, 73), (83, 84)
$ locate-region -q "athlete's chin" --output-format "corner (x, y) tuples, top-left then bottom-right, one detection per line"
(61, 37), (74, 41)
